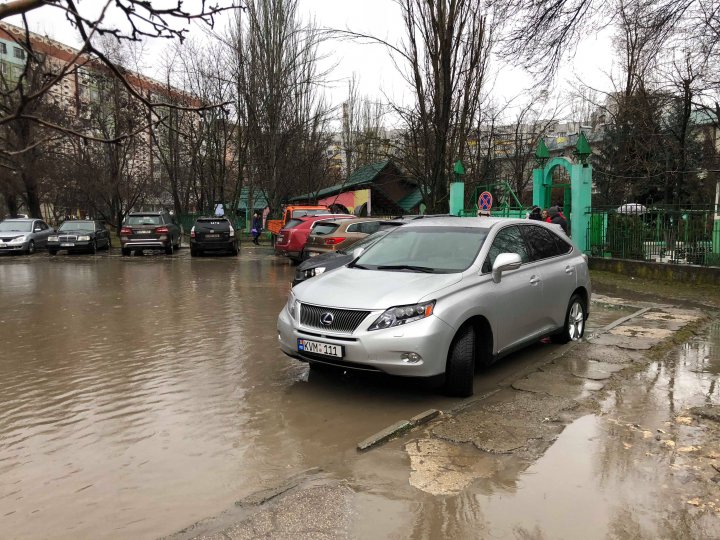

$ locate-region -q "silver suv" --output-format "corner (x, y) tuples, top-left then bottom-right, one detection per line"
(277, 217), (591, 397)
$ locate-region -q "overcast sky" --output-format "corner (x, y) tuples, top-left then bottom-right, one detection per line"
(7, 0), (615, 122)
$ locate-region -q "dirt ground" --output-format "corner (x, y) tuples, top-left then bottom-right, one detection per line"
(168, 272), (720, 540)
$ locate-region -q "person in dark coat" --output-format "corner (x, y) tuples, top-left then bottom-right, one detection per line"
(251, 212), (262, 245)
(546, 206), (568, 234)
(527, 206), (543, 220)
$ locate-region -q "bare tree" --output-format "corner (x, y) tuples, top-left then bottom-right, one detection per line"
(389, 0), (497, 213)
(0, 0), (237, 146)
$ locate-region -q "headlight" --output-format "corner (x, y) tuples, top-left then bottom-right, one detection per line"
(78, 235), (91, 241)
(10, 236), (26, 244)
(48, 236), (59, 242)
(368, 301), (436, 331)
(303, 267), (326, 279)
(286, 292), (298, 319)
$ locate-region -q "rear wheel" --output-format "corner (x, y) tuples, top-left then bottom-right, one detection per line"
(190, 248), (198, 257)
(231, 244), (239, 256)
(105, 237), (111, 250)
(551, 294), (586, 344)
(164, 242), (174, 255)
(121, 247), (131, 256)
(443, 324), (475, 397)
(48, 249), (57, 256)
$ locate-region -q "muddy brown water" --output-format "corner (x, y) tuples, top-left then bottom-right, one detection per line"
(0, 248), (627, 539)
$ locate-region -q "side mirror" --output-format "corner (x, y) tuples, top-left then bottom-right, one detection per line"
(351, 247), (364, 259)
(34, 227), (41, 232)
(491, 252), (522, 283)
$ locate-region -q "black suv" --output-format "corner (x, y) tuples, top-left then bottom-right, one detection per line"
(120, 211), (182, 256)
(190, 217), (238, 256)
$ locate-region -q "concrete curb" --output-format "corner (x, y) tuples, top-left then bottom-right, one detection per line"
(357, 409), (442, 452)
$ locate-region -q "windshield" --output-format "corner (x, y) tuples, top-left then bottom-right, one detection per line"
(126, 215), (162, 226)
(0, 220), (33, 232)
(59, 221), (95, 232)
(354, 226), (489, 273)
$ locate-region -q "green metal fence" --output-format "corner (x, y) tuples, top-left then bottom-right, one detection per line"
(586, 205), (720, 267)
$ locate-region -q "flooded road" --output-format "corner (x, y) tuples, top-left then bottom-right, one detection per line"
(0, 247), (640, 539)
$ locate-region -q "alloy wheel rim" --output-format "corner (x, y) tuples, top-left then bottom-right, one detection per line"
(568, 302), (584, 340)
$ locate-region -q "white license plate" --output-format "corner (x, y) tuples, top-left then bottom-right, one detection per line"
(298, 338), (343, 358)
(205, 234), (220, 238)
(60, 243), (75, 247)
(137, 230), (153, 234)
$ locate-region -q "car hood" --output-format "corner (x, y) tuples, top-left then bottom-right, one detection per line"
(293, 266), (462, 310)
(0, 232), (26, 239)
(297, 251), (350, 270)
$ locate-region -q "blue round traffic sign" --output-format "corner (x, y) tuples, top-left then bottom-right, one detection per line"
(478, 191), (493, 211)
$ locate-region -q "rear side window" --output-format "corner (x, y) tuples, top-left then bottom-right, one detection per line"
(284, 219), (304, 229)
(293, 209), (327, 218)
(521, 225), (562, 261)
(312, 223), (340, 236)
(482, 226), (530, 273)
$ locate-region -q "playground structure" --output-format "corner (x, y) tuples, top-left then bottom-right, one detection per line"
(448, 132), (720, 267)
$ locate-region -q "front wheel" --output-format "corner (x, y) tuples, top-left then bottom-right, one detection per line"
(443, 324), (475, 397)
(89, 240), (97, 254)
(551, 294), (586, 344)
(25, 240), (35, 255)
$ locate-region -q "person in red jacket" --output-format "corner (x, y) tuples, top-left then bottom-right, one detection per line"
(546, 206), (568, 234)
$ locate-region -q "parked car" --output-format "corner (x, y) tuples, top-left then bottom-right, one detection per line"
(265, 205), (335, 241)
(302, 217), (395, 259)
(190, 217), (238, 256)
(47, 220), (111, 255)
(275, 214), (355, 262)
(278, 217), (591, 397)
(0, 218), (54, 254)
(119, 211), (182, 256)
(293, 224), (409, 286)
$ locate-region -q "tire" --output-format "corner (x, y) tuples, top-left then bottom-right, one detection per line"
(231, 244), (239, 256)
(121, 247), (131, 256)
(174, 234), (181, 249)
(48, 249), (57, 256)
(551, 294), (587, 344)
(190, 248), (198, 257)
(105, 237), (111, 250)
(443, 324), (475, 397)
(164, 242), (174, 255)
(89, 240), (97, 254)
(25, 240), (35, 255)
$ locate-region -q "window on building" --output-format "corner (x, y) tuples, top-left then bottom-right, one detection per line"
(0, 43), (6, 54)
(13, 47), (25, 60)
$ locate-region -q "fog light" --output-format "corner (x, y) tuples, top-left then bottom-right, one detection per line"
(401, 352), (422, 364)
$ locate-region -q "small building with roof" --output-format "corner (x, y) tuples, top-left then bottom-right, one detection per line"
(290, 160), (422, 216)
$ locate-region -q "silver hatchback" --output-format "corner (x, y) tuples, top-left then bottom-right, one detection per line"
(277, 217), (591, 397)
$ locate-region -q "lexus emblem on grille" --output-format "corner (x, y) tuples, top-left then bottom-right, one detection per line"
(320, 312), (334, 326)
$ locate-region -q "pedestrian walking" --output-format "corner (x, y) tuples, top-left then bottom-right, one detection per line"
(251, 212), (262, 245)
(546, 206), (568, 234)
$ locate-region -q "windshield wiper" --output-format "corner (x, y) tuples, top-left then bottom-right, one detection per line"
(348, 262), (369, 269)
(377, 264), (435, 273)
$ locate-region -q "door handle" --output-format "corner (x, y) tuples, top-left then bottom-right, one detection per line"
(529, 276), (540, 285)
(565, 266), (575, 274)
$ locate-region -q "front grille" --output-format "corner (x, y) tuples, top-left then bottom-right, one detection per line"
(300, 304), (370, 334)
(59, 235), (77, 241)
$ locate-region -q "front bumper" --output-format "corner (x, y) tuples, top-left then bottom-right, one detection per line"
(48, 240), (93, 251)
(0, 243), (27, 252)
(277, 305), (454, 377)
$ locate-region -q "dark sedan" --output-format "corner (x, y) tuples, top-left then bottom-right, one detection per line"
(47, 220), (111, 255)
(293, 229), (396, 286)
